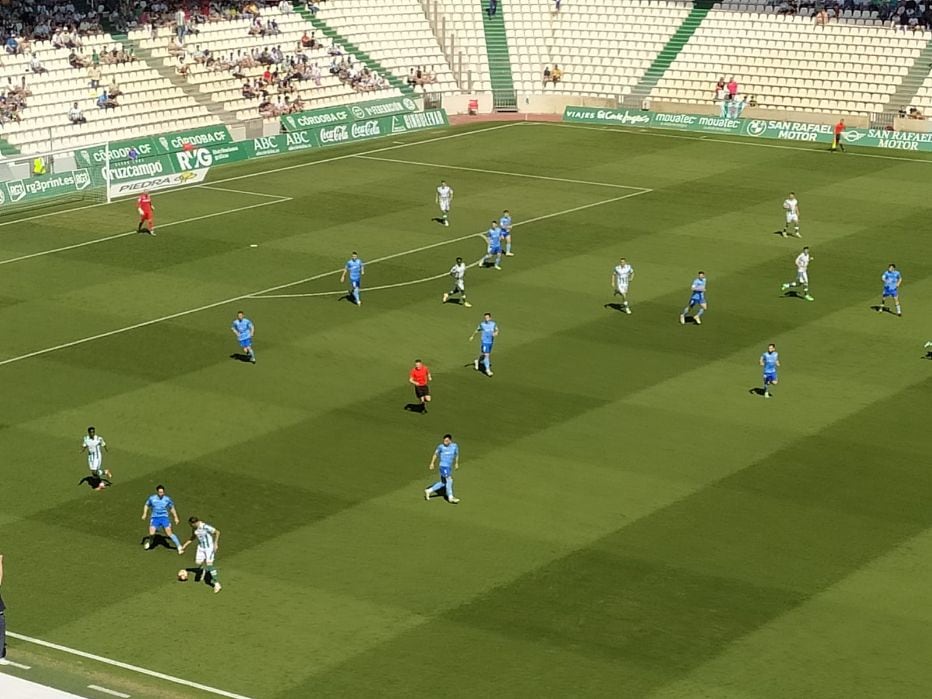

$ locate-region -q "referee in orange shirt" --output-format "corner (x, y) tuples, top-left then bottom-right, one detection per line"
(831, 118), (846, 152)
(409, 359), (432, 413)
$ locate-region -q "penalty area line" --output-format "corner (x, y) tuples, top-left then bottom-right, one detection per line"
(0, 190), (646, 367)
(8, 632), (254, 699)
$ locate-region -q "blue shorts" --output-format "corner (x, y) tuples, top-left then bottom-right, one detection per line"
(481, 342), (494, 354)
(439, 468), (452, 479)
(487, 245), (502, 255)
(689, 294), (705, 306)
(238, 338), (251, 349)
(882, 288), (898, 298)
(764, 372), (777, 384)
(349, 278), (361, 289)
(150, 515), (171, 530)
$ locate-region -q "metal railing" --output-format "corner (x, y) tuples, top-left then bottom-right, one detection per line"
(416, 0), (473, 92)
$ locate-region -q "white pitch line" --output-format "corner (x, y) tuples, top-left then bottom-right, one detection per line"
(196, 185), (289, 199)
(254, 257), (486, 299)
(0, 190), (648, 366)
(8, 633), (253, 699)
(353, 154), (646, 190)
(0, 197), (290, 267)
(87, 685), (131, 698)
(0, 659), (31, 669)
(542, 121), (932, 165)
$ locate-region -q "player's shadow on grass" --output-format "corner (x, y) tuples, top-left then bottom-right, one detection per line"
(748, 387), (766, 397)
(604, 302), (628, 313)
(180, 567), (216, 587)
(229, 352), (252, 362)
(431, 217), (446, 226)
(404, 403), (427, 414)
(141, 534), (176, 551)
(870, 304), (898, 315)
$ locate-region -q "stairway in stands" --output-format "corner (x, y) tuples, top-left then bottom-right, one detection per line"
(628, 0), (714, 105)
(480, 0), (516, 111)
(291, 1), (415, 97)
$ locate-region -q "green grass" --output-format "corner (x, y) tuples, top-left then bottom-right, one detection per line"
(1, 122), (931, 698)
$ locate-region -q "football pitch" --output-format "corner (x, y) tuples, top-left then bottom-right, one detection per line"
(1, 121), (931, 698)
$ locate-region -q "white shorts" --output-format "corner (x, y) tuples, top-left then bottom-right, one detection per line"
(616, 283), (629, 296)
(786, 212), (799, 224)
(195, 547), (216, 565)
(451, 278), (465, 293)
(438, 199), (451, 213)
(796, 269), (808, 284)
(88, 454), (102, 472)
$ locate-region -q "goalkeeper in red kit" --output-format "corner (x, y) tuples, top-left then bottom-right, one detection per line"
(137, 191), (155, 235)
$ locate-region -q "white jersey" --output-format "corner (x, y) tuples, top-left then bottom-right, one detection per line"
(436, 185), (453, 205)
(613, 263), (633, 288)
(784, 197), (799, 222)
(193, 522), (218, 550)
(450, 262), (466, 280)
(83, 434), (105, 468)
(795, 251), (810, 271)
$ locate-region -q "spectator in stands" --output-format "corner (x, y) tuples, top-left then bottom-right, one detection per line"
(176, 55), (190, 78)
(11, 77), (31, 99)
(815, 7), (829, 24)
(726, 76), (738, 100)
(714, 76), (725, 96)
(242, 81), (257, 98)
(300, 30), (315, 48)
(248, 16), (263, 35)
(279, 0), (293, 13)
(554, 0), (562, 11)
(4, 35), (19, 55)
(552, 64), (562, 85)
(88, 63), (102, 89)
(306, 1), (321, 15)
(542, 65), (551, 85)
(168, 35), (185, 56)
(488, 0), (499, 19)
(108, 79), (123, 99)
(97, 89), (118, 109)
(328, 41), (343, 56)
(908, 106), (926, 119)
(175, 7), (187, 40)
(309, 63), (321, 86)
(68, 101), (87, 124)
(69, 50), (90, 69)
(29, 53), (47, 74)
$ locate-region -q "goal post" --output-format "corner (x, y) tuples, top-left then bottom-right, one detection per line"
(0, 142), (111, 216)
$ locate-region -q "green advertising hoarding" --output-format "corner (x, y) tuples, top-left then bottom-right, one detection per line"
(562, 106), (932, 152)
(75, 125), (236, 168)
(281, 95), (420, 131)
(0, 168), (96, 207)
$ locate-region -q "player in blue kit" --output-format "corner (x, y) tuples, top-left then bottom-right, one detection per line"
(500, 210), (514, 256)
(469, 312), (499, 376)
(878, 263), (902, 316)
(759, 343), (780, 398)
(424, 433), (460, 503)
(141, 484), (182, 551)
(679, 271), (707, 325)
(483, 221), (504, 270)
(231, 310), (255, 363)
(340, 251), (365, 306)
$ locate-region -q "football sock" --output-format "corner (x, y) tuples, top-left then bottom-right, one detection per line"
(429, 480), (444, 493)
(681, 306), (690, 316)
(169, 533), (182, 549)
(505, 241), (512, 254)
(353, 288), (360, 304)
(207, 566), (219, 583)
(446, 477), (455, 500)
(695, 308), (704, 318)
(485, 357), (491, 372)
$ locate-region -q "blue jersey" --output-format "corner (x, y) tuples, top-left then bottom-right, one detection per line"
(232, 317), (253, 341)
(487, 226), (504, 247)
(499, 214), (512, 232)
(761, 351), (779, 374)
(882, 269), (901, 293)
(345, 257), (364, 281)
(690, 277), (706, 301)
(477, 319), (497, 345)
(435, 441), (459, 471)
(146, 494), (174, 518)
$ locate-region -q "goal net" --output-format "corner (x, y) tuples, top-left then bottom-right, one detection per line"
(0, 143), (110, 217)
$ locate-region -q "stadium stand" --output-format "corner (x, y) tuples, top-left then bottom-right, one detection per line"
(311, 0), (458, 96)
(0, 37), (215, 155)
(503, 0), (691, 98)
(420, 0), (492, 92)
(650, 10), (929, 115)
(130, 5), (404, 124)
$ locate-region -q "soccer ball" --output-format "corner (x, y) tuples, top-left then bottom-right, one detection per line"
(177, 569), (189, 582)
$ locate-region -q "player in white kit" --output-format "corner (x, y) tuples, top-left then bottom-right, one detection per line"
(179, 516), (222, 593)
(436, 180), (453, 226)
(442, 256), (472, 307)
(782, 192), (800, 238)
(81, 426), (111, 479)
(611, 257), (634, 314)
(781, 246), (814, 301)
